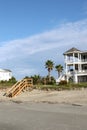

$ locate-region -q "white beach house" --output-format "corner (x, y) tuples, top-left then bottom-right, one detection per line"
(0, 69), (12, 81)
(56, 47), (87, 83)
(63, 47), (87, 83)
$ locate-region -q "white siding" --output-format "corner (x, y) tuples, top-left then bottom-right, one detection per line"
(0, 69), (12, 81)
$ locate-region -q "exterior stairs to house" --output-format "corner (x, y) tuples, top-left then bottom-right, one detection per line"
(56, 74), (65, 84)
(56, 71), (74, 84)
(4, 78), (33, 97)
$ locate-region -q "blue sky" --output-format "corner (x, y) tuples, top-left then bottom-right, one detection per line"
(0, 0), (87, 79)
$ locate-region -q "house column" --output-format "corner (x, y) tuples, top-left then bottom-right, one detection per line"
(64, 55), (68, 74)
(79, 53), (81, 72)
(65, 55), (67, 63)
(64, 55), (68, 82)
(74, 74), (78, 83)
(78, 53), (79, 62)
(73, 53), (75, 71)
(78, 53), (80, 72)
(73, 53), (75, 62)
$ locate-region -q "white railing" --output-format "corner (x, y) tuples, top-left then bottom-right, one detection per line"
(65, 59), (87, 63)
(74, 70), (87, 74)
(81, 59), (87, 62)
(56, 74), (65, 83)
(66, 70), (87, 76)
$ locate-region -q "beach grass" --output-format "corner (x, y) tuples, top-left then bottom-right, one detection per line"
(34, 82), (87, 91)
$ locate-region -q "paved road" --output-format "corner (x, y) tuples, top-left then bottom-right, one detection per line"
(0, 101), (87, 130)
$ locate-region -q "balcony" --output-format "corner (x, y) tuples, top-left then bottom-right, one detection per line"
(81, 59), (87, 62)
(66, 70), (87, 76)
(65, 59), (87, 64)
(74, 70), (87, 74)
(65, 60), (80, 64)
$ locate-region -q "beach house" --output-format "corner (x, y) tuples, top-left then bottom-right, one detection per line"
(63, 47), (87, 83)
(0, 69), (12, 81)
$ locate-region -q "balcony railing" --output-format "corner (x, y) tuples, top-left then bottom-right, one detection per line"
(74, 70), (87, 74)
(81, 59), (87, 62)
(66, 70), (87, 76)
(65, 59), (87, 63)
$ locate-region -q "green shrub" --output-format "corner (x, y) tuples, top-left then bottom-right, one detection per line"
(42, 76), (56, 85)
(38, 85), (59, 91)
(8, 76), (17, 84)
(59, 80), (67, 85)
(0, 76), (17, 89)
(35, 82), (87, 91)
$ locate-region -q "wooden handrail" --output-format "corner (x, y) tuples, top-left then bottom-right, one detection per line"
(5, 78), (33, 97)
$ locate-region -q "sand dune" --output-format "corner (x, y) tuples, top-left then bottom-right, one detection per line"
(0, 88), (87, 105)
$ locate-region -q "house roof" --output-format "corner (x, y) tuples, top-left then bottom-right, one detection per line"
(0, 69), (12, 72)
(63, 47), (81, 55)
(4, 69), (12, 72)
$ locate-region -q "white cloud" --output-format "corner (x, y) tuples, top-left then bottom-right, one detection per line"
(0, 19), (87, 79)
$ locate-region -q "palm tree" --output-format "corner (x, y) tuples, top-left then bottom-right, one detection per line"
(55, 64), (63, 78)
(45, 60), (54, 82)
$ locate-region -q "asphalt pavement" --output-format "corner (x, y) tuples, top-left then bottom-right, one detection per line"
(0, 101), (87, 130)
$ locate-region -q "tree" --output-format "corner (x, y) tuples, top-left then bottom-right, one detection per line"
(8, 76), (17, 84)
(45, 60), (54, 82)
(31, 75), (41, 85)
(42, 76), (56, 85)
(55, 64), (63, 78)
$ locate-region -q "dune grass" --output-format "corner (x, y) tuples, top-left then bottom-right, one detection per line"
(34, 82), (87, 91)
(0, 80), (87, 91)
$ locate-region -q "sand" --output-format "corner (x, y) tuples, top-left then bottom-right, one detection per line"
(0, 88), (87, 105)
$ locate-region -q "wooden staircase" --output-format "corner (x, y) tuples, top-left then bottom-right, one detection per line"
(4, 78), (33, 97)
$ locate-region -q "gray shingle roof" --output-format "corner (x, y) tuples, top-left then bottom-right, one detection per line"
(0, 69), (12, 72)
(63, 47), (81, 55)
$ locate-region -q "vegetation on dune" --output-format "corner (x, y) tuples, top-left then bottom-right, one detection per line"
(0, 74), (87, 91)
(24, 75), (87, 91)
(25, 75), (56, 85)
(0, 76), (17, 89)
(34, 82), (87, 91)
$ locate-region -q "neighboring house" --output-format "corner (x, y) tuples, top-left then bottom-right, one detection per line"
(0, 69), (12, 81)
(63, 47), (87, 83)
